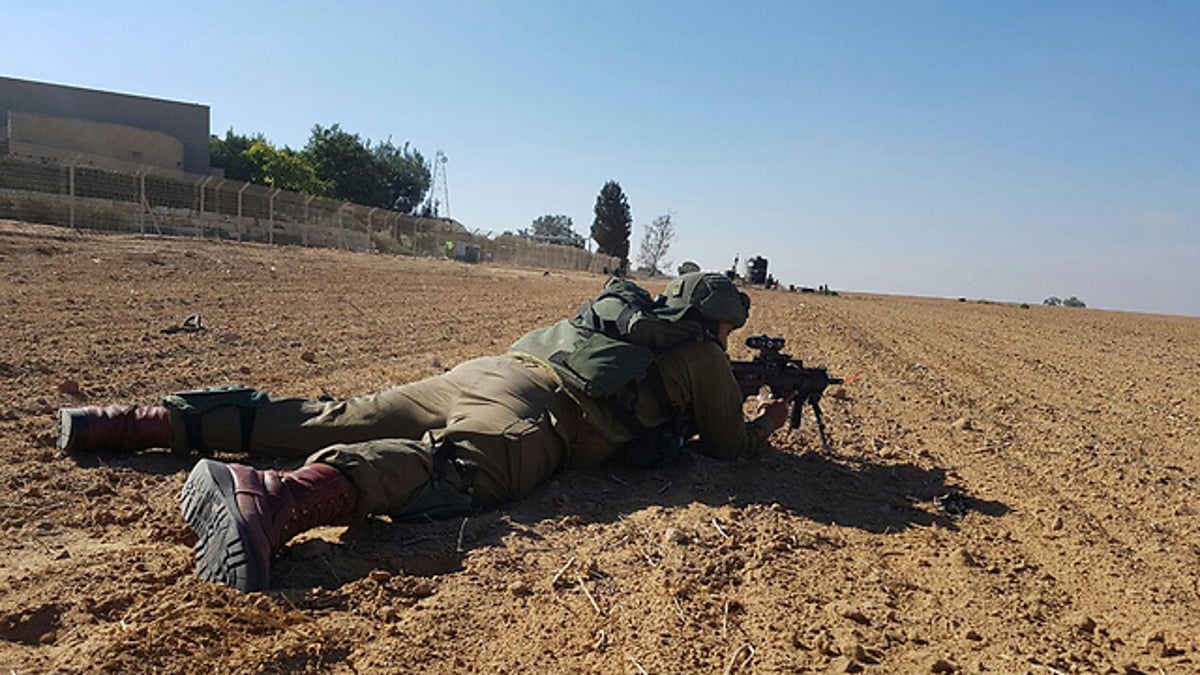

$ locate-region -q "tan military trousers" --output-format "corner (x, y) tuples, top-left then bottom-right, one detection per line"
(166, 356), (587, 519)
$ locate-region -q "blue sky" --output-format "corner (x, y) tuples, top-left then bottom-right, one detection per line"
(3, 1), (1198, 315)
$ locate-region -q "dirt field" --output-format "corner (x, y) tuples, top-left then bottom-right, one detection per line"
(1, 221), (1197, 674)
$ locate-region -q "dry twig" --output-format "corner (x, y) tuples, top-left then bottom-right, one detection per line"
(575, 572), (603, 616)
(455, 516), (469, 553)
(550, 555), (577, 589)
(723, 643), (755, 675)
(673, 596), (687, 626)
(628, 654), (648, 675)
(712, 518), (731, 540)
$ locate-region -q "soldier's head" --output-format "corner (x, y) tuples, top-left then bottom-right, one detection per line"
(663, 272), (751, 347)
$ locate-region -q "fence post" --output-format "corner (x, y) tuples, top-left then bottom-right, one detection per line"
(68, 160), (76, 229)
(302, 195), (315, 246)
(136, 168), (145, 234)
(236, 182), (249, 241)
(367, 207), (378, 252)
(268, 188), (279, 245)
(339, 201), (350, 250)
(196, 176), (213, 238)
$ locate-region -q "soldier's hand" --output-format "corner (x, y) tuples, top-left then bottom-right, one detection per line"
(754, 393), (789, 433)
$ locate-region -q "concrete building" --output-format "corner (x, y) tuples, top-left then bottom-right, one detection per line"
(0, 76), (211, 175)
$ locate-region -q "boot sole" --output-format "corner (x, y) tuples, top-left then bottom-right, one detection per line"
(57, 409), (86, 452)
(180, 459), (269, 592)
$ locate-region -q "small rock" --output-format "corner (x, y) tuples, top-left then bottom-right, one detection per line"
(841, 608), (871, 626)
(290, 539), (333, 559)
(830, 656), (862, 673)
(508, 580), (531, 596)
(964, 629), (982, 641)
(931, 658), (957, 673)
(57, 380), (82, 395)
(368, 569), (392, 582)
(1157, 643), (1185, 658)
(411, 579), (435, 597)
(1074, 615), (1098, 634)
(953, 548), (978, 567)
(300, 351), (317, 363)
(239, 365), (252, 375)
(950, 417), (973, 431)
(1048, 515), (1064, 531)
(54, 549), (71, 560)
(664, 528), (688, 545)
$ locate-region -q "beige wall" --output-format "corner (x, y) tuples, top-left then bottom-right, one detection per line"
(7, 111), (184, 171)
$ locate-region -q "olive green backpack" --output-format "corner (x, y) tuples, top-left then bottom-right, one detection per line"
(510, 276), (708, 402)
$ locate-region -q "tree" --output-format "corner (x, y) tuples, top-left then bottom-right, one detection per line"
(304, 124), (386, 206)
(636, 212), (676, 277)
(1043, 296), (1063, 307)
(373, 139), (431, 214)
(591, 181), (632, 266)
(209, 129), (262, 182)
(522, 214), (584, 248)
(244, 140), (328, 194)
(1063, 296), (1087, 308)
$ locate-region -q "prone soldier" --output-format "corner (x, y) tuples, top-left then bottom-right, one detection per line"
(57, 272), (790, 592)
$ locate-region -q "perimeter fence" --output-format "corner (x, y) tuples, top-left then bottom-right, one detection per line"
(0, 150), (619, 274)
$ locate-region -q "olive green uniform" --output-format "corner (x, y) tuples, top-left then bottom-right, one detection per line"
(164, 342), (772, 521)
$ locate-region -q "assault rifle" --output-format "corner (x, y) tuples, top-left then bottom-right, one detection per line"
(730, 335), (844, 451)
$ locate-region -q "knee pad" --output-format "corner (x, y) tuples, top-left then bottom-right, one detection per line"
(160, 385), (269, 454)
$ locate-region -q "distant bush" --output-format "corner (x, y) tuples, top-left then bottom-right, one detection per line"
(1043, 295), (1085, 308)
(1020, 303), (1030, 309)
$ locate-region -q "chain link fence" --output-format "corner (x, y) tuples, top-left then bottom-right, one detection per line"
(0, 150), (619, 274)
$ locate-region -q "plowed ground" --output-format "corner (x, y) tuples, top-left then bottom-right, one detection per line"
(1, 222), (1197, 674)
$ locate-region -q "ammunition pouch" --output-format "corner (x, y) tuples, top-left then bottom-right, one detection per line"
(616, 429), (686, 469)
(390, 437), (477, 522)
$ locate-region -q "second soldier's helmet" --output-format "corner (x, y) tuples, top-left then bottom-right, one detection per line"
(662, 272), (751, 328)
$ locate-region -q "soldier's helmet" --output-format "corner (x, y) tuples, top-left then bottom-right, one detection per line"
(663, 272), (751, 328)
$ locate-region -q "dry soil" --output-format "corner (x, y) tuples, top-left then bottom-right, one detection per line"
(0, 222), (1197, 674)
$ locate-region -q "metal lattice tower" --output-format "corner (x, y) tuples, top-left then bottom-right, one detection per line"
(424, 150), (450, 218)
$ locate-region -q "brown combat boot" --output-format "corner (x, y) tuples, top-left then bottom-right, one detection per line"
(57, 405), (171, 453)
(179, 459), (358, 592)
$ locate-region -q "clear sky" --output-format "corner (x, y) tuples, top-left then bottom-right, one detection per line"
(3, 1), (1198, 316)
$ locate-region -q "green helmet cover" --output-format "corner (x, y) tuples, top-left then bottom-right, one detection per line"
(663, 272), (750, 328)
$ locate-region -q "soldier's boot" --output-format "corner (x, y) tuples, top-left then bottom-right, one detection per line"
(180, 458), (358, 592)
(57, 405), (171, 453)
